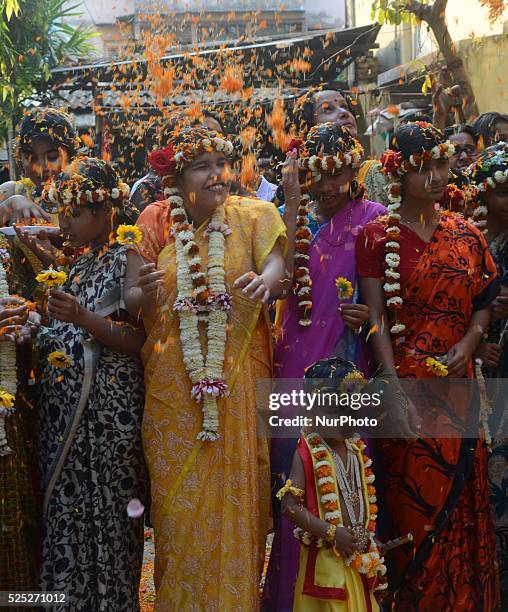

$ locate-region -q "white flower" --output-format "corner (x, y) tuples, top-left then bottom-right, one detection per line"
(318, 476), (334, 486)
(214, 138), (225, 152)
(487, 177), (496, 189)
(315, 460), (331, 470)
(390, 323), (406, 334)
(386, 241), (399, 250)
(385, 253), (400, 266)
(383, 283), (400, 293)
(387, 296), (403, 307)
(321, 493), (339, 503)
(430, 145), (441, 159)
(333, 157), (342, 169)
(321, 158), (328, 171)
(343, 154), (352, 165)
(387, 202), (401, 213)
(388, 212), (401, 221)
(202, 138), (212, 149)
(409, 154), (418, 166)
(325, 510), (342, 521)
(385, 269), (400, 280)
(111, 188), (120, 199)
(62, 189), (73, 203)
(386, 225), (401, 236)
(309, 156), (320, 171)
(473, 205), (488, 217)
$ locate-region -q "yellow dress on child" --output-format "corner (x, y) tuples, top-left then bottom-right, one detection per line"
(293, 433), (381, 612)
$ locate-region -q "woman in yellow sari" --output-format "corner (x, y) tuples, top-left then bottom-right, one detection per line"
(125, 126), (288, 610)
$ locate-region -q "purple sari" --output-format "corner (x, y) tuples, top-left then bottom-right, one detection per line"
(263, 199), (385, 611)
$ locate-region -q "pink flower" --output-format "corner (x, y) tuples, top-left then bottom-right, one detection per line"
(126, 498), (145, 519)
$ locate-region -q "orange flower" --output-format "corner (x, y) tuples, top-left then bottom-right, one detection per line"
(319, 483), (334, 494)
(367, 485), (376, 496)
(324, 500), (339, 511)
(370, 504), (378, 514)
(317, 466), (332, 478)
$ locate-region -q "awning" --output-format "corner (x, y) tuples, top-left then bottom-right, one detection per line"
(50, 24), (381, 97)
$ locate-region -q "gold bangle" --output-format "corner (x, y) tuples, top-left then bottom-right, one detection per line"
(325, 523), (336, 543)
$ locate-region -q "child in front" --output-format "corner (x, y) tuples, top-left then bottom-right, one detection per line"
(279, 357), (386, 611)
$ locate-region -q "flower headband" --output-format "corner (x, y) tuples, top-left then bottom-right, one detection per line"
(148, 127), (235, 180)
(41, 167), (130, 213)
(298, 126), (363, 182)
(465, 141), (508, 232)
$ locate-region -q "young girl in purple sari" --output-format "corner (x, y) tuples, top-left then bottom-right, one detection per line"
(263, 123), (385, 611)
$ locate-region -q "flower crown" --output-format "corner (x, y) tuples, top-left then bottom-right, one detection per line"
(148, 128), (235, 179)
(381, 142), (455, 178)
(42, 172), (130, 212)
(466, 142), (508, 232)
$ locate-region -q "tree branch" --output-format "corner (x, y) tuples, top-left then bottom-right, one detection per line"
(404, 0), (433, 22)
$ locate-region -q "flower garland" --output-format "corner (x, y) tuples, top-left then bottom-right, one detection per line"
(380, 137), (455, 335)
(167, 187), (231, 440)
(298, 146), (363, 183)
(42, 172), (130, 215)
(0, 250), (17, 457)
(292, 432), (387, 590)
(294, 190), (313, 326)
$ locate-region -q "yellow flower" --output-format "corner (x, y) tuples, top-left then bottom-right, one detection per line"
(340, 370), (366, 394)
(335, 276), (354, 300)
(0, 389), (15, 408)
(36, 268), (68, 287)
(425, 357), (448, 377)
(116, 224), (143, 245)
(48, 351), (73, 368)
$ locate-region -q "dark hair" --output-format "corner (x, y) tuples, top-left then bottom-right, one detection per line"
(392, 122), (445, 159)
(467, 142), (508, 185)
(202, 109), (226, 134)
(304, 122), (360, 158)
(16, 108), (79, 159)
(444, 123), (478, 143)
(399, 111), (432, 125)
(293, 84), (355, 136)
(472, 112), (508, 147)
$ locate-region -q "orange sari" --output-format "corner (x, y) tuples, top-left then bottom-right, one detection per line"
(358, 213), (500, 610)
(137, 196), (286, 611)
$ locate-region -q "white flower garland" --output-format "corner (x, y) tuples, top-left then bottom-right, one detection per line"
(168, 188), (231, 441)
(0, 252), (16, 456)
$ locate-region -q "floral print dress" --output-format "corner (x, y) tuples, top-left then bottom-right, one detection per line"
(36, 244), (148, 612)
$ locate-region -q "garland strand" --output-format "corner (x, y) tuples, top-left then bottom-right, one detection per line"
(168, 188), (231, 440)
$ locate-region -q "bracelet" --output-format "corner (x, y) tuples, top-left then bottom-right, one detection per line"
(325, 523), (337, 543)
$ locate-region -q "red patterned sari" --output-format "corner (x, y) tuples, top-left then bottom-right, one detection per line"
(356, 212), (500, 610)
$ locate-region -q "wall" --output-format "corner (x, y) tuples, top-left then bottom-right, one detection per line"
(353, 0), (508, 71)
(458, 23), (508, 114)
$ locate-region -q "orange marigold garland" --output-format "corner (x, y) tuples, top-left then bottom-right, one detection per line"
(287, 431), (387, 592)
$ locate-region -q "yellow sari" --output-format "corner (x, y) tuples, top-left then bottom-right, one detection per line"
(139, 196), (286, 610)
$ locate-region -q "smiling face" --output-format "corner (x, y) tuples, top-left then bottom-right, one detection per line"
(402, 158), (450, 203)
(312, 91), (358, 137)
(20, 137), (70, 188)
(58, 203), (112, 248)
(309, 167), (354, 216)
(177, 150), (232, 218)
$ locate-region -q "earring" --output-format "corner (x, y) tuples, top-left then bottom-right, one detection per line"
(349, 179), (365, 200)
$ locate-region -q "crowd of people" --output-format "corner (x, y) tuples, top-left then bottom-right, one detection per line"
(0, 88), (507, 612)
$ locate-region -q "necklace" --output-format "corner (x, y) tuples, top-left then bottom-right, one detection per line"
(322, 438), (371, 553)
